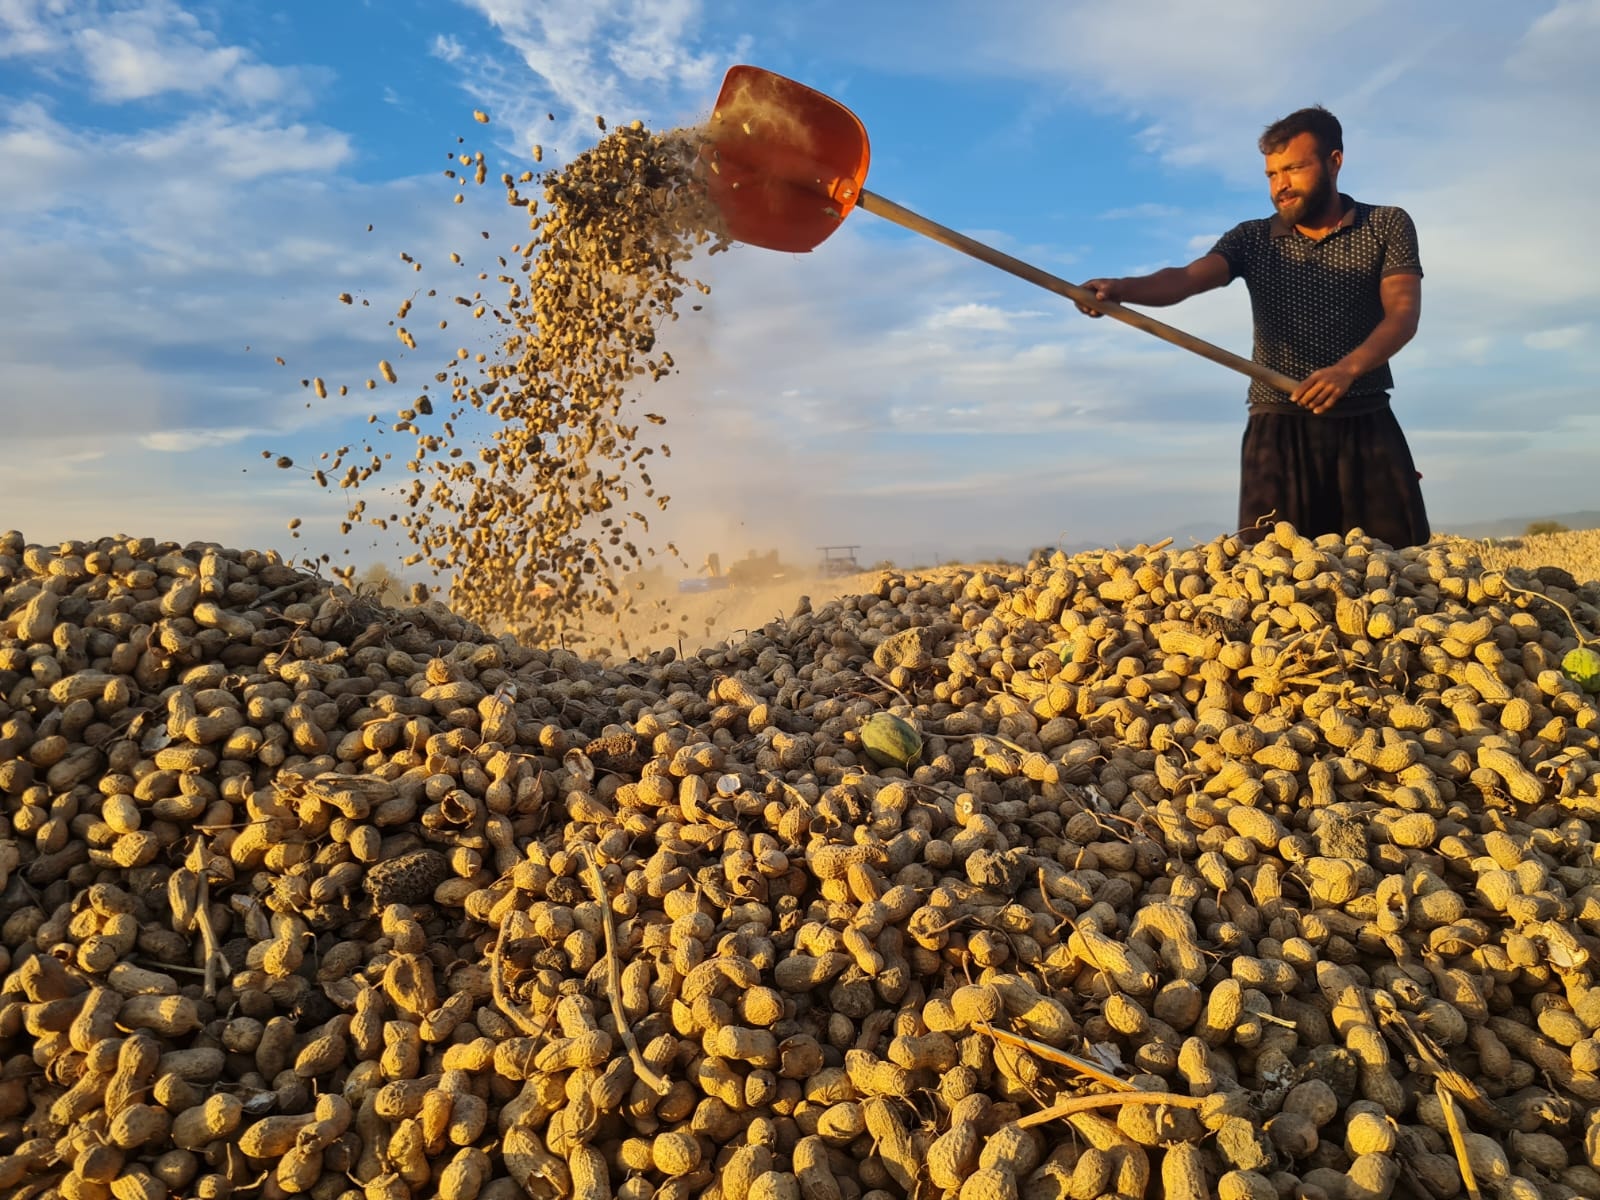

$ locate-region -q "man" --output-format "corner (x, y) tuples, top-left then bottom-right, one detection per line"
(1078, 106), (1430, 549)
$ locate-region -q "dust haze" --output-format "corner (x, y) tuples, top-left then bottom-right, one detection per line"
(703, 70), (820, 159)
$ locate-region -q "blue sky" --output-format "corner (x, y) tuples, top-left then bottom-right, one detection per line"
(2, 1), (1597, 574)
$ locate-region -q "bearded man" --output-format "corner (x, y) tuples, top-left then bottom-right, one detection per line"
(1079, 106), (1430, 549)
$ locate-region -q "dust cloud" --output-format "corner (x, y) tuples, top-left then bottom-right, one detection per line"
(706, 70), (820, 161)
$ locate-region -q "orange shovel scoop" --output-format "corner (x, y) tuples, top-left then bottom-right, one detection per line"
(701, 65), (869, 254)
(701, 65), (1298, 394)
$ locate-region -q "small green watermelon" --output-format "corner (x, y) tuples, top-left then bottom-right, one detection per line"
(1563, 646), (1600, 694)
(860, 712), (922, 769)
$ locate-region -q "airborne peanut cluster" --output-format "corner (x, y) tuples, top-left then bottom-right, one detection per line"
(293, 118), (728, 646)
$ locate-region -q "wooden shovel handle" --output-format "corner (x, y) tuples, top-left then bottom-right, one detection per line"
(857, 189), (1301, 396)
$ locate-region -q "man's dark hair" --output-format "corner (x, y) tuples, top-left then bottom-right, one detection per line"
(1259, 106), (1343, 157)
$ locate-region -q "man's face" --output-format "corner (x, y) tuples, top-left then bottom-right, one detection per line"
(1264, 131), (1339, 226)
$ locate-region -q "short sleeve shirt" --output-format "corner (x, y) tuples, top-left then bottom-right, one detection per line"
(1209, 195), (1422, 408)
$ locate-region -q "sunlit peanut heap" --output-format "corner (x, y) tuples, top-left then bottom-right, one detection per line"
(9, 522), (1600, 1199)
(297, 119), (728, 648)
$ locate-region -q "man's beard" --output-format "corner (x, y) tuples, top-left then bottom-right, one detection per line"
(1275, 166), (1335, 226)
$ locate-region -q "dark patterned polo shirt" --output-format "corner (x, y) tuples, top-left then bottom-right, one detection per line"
(1209, 193), (1422, 413)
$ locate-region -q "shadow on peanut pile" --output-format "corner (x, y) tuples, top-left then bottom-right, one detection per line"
(4, 522), (1600, 1200)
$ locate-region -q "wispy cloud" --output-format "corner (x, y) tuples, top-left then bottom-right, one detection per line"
(0, 0), (67, 57)
(1508, 0), (1600, 82)
(138, 427), (261, 452)
(462, 0), (724, 99)
(430, 33), (464, 64)
(924, 302), (1047, 332)
(1524, 325), (1589, 352)
(438, 0), (742, 163)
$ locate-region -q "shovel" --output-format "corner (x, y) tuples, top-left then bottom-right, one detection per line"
(701, 65), (1298, 395)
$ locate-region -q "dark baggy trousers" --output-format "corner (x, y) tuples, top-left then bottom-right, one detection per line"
(1238, 400), (1430, 550)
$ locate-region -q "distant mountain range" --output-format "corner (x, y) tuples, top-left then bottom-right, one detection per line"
(1438, 511), (1600, 539)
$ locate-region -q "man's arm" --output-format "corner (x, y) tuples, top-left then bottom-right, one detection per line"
(1076, 253), (1232, 316)
(1291, 272), (1422, 415)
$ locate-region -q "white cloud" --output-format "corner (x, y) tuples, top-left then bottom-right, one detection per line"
(0, 102), (78, 181)
(3, 445), (108, 485)
(77, 24), (244, 101)
(1524, 325), (1589, 352)
(464, 0), (722, 99)
(0, 104), (351, 224)
(4, 0), (305, 105)
(430, 33), (465, 64)
(129, 114), (351, 180)
(231, 62), (297, 105)
(924, 302), (1043, 332)
(441, 0), (741, 165)
(0, 0), (67, 57)
(974, 0), (1393, 121)
(138, 428), (259, 452)
(1508, 0), (1600, 83)
(0, 86), (491, 496)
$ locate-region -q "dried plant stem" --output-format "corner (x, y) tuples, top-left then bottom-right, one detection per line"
(580, 844), (672, 1096)
(183, 856), (229, 1000)
(971, 1022), (1132, 1092)
(193, 881), (225, 1000)
(1016, 1090), (1203, 1129)
(1498, 575), (1599, 650)
(1436, 1082), (1484, 1200)
(490, 908), (545, 1037)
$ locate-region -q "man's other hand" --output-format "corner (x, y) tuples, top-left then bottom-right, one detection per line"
(1291, 363), (1359, 415)
(1075, 278), (1122, 317)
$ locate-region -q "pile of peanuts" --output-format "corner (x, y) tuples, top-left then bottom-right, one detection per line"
(287, 117), (727, 646)
(7, 521), (1600, 1200)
